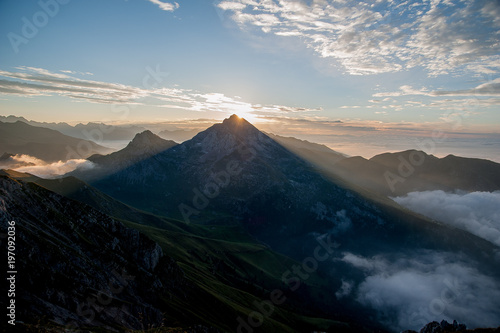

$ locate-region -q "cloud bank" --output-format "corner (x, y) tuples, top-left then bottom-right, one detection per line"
(393, 190), (500, 247)
(341, 251), (500, 331)
(216, 0), (500, 76)
(0, 154), (95, 179)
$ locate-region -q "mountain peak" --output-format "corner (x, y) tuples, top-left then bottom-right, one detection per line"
(221, 114), (252, 128)
(206, 114), (266, 142)
(83, 130), (177, 177)
(129, 130), (168, 148)
(218, 114), (260, 136)
(224, 113), (243, 123)
(132, 129), (156, 139)
(89, 130), (176, 161)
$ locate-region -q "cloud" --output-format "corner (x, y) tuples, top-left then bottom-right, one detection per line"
(393, 191), (500, 247)
(374, 79), (500, 98)
(341, 251), (500, 331)
(335, 279), (354, 299)
(216, 0), (500, 76)
(0, 67), (146, 103)
(311, 203), (352, 234)
(432, 78), (500, 97)
(0, 154), (41, 169)
(370, 79), (500, 111)
(60, 70), (93, 76)
(147, 0), (179, 12)
(0, 154), (96, 179)
(0, 66), (318, 116)
(341, 252), (386, 272)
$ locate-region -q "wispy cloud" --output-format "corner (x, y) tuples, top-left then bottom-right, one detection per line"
(374, 79), (500, 98)
(367, 78), (500, 112)
(60, 70), (93, 76)
(0, 66), (318, 116)
(216, 0), (500, 76)
(0, 66), (146, 103)
(147, 0), (179, 12)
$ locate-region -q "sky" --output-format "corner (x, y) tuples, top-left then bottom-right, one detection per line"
(0, 0), (499, 159)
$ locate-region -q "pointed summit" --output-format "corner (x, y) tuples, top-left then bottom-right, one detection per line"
(226, 113), (241, 121)
(86, 131), (177, 175)
(127, 130), (171, 150)
(209, 114), (261, 139)
(222, 114), (245, 125)
(221, 114), (255, 130)
(109, 130), (177, 159)
(182, 114), (273, 162)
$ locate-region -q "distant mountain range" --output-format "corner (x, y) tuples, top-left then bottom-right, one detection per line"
(7, 113), (498, 200)
(0, 121), (113, 162)
(328, 150), (500, 196)
(158, 128), (203, 142)
(0, 115), (147, 141)
(0, 114), (203, 143)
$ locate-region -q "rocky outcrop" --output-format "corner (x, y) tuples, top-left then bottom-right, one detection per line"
(0, 175), (189, 330)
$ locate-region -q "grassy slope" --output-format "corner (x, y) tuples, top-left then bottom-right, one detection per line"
(125, 221), (353, 332)
(2, 170), (349, 332)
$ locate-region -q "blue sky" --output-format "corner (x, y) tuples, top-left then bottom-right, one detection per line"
(0, 0), (499, 158)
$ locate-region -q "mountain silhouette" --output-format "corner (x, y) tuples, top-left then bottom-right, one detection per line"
(86, 115), (498, 262)
(79, 130), (178, 180)
(329, 150), (500, 196)
(0, 115), (146, 141)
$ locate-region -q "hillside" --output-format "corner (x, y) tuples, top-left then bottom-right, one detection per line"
(0, 121), (113, 162)
(330, 150), (500, 196)
(1, 171), (375, 332)
(268, 133), (346, 168)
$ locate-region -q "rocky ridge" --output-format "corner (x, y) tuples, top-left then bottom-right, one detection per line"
(0, 174), (190, 330)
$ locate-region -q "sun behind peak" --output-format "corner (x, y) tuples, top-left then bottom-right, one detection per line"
(224, 114), (244, 126)
(222, 113), (258, 129)
(228, 112), (258, 124)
